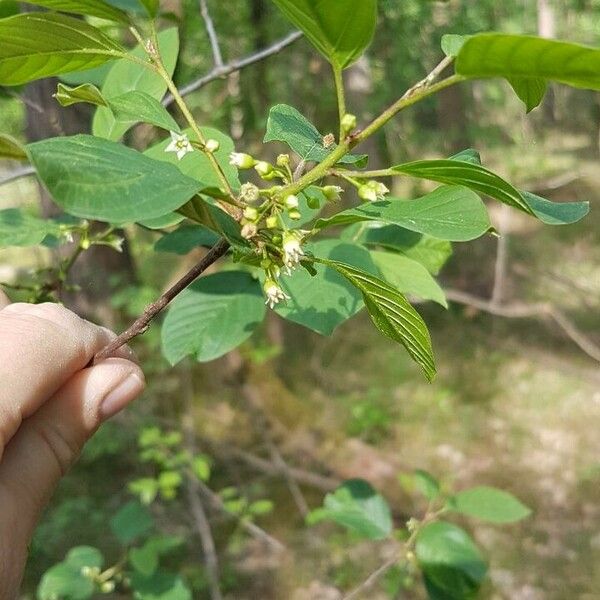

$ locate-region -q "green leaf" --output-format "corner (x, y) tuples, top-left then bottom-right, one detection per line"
(316, 258), (436, 381)
(54, 82), (107, 107)
(109, 90), (180, 132)
(416, 521), (488, 600)
(264, 104), (367, 166)
(138, 212), (184, 229)
(449, 148), (481, 165)
(0, 133), (27, 160)
(342, 224), (452, 275)
(59, 62), (112, 86)
(145, 126), (240, 191)
(316, 186), (491, 242)
(308, 479), (392, 540)
(507, 77), (548, 113)
(0, 208), (61, 247)
(0, 13), (124, 86)
(441, 34), (469, 58)
(370, 251), (447, 308)
(161, 271), (266, 365)
(273, 240), (377, 336)
(448, 486), (532, 524)
(154, 224), (220, 254)
(456, 34), (600, 92)
(521, 191), (589, 225)
(37, 564), (95, 600)
(271, 0), (377, 69)
(93, 27), (179, 140)
(27, 135), (203, 222)
(139, 0), (158, 17)
(129, 571), (192, 600)
(129, 477), (159, 505)
(21, 0), (129, 23)
(64, 546), (104, 570)
(191, 454), (211, 481)
(129, 536), (183, 577)
(390, 160), (533, 215)
(413, 470), (441, 501)
(109, 500), (154, 545)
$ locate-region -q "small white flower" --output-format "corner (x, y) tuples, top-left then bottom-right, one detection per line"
(284, 194), (299, 209)
(229, 152), (256, 169)
(205, 138), (220, 153)
(165, 131), (194, 161)
(263, 279), (290, 309)
(282, 231), (304, 270)
(239, 182), (260, 204)
(359, 180), (389, 202)
(241, 223), (258, 239)
(322, 185), (344, 201)
(255, 161), (274, 178)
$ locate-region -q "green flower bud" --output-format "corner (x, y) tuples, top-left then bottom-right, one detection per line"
(243, 206), (259, 221)
(204, 138), (220, 153)
(266, 215), (278, 229)
(284, 194), (300, 209)
(239, 182), (260, 204)
(341, 113), (357, 133)
(288, 209), (301, 220)
(276, 153), (290, 167)
(229, 152), (256, 169)
(322, 185), (343, 201)
(254, 161), (275, 178)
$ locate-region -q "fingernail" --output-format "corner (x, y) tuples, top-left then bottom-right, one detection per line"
(100, 373), (145, 419)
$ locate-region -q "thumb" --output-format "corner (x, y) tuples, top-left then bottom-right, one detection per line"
(0, 358), (144, 583)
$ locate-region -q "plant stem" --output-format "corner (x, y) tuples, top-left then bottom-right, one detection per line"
(332, 168), (397, 179)
(333, 65), (347, 141)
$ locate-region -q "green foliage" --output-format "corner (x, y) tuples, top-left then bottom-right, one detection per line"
(108, 91), (181, 133)
(0, 132), (27, 159)
(447, 486), (532, 524)
(154, 224), (220, 255)
(109, 501), (154, 545)
(27, 135), (203, 221)
(271, 0), (378, 69)
(53, 83), (107, 108)
(308, 479), (393, 540)
(21, 0), (130, 23)
(0, 13), (124, 85)
(0, 208), (61, 247)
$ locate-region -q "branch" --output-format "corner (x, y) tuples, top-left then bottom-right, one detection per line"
(94, 238), (230, 362)
(0, 166), (36, 186)
(445, 289), (600, 363)
(342, 554), (400, 600)
(199, 0), (224, 67)
(164, 31), (303, 106)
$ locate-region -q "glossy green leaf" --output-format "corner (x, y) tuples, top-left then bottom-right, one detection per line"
(317, 258), (436, 380)
(0, 13), (124, 86)
(110, 501), (154, 545)
(54, 82), (107, 107)
(138, 212), (184, 229)
(274, 240), (377, 336)
(457, 34), (600, 92)
(448, 486), (531, 523)
(161, 272), (265, 365)
(416, 521), (487, 600)
(264, 104), (367, 166)
(391, 159), (533, 214)
(370, 251), (447, 307)
(146, 126), (240, 191)
(308, 479), (393, 540)
(316, 186), (491, 242)
(109, 90), (180, 132)
(93, 27), (179, 140)
(0, 133), (27, 160)
(129, 571), (192, 600)
(59, 62), (112, 86)
(342, 224), (452, 275)
(441, 34), (469, 58)
(521, 191), (589, 225)
(507, 77), (548, 113)
(28, 135), (203, 222)
(21, 0), (129, 23)
(449, 148), (481, 165)
(0, 208), (60, 247)
(154, 224), (220, 254)
(271, 0), (377, 69)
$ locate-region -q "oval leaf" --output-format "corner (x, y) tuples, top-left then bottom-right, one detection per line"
(161, 271), (266, 364)
(316, 258), (436, 381)
(272, 0), (378, 69)
(0, 13), (124, 86)
(21, 0), (129, 23)
(0, 208), (60, 247)
(316, 186), (491, 243)
(448, 486), (532, 524)
(109, 90), (180, 132)
(416, 521), (488, 600)
(27, 135), (203, 222)
(54, 82), (107, 107)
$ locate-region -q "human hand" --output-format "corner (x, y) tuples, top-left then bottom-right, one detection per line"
(0, 290), (145, 597)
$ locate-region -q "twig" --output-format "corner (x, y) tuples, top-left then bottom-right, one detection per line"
(199, 0), (224, 67)
(342, 554), (399, 600)
(445, 289), (600, 362)
(94, 238), (230, 361)
(491, 205), (511, 306)
(0, 166), (36, 186)
(164, 31), (303, 106)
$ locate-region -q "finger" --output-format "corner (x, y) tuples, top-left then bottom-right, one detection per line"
(0, 357), (144, 594)
(0, 303), (133, 453)
(0, 288), (10, 310)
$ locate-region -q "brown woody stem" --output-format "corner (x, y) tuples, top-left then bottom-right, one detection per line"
(94, 238), (230, 362)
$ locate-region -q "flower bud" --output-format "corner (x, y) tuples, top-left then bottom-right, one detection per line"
(322, 133), (335, 148)
(239, 182), (260, 204)
(204, 138), (220, 153)
(229, 152), (256, 169)
(266, 215), (278, 229)
(284, 194), (299, 209)
(254, 161), (275, 178)
(322, 185), (343, 201)
(100, 581), (115, 593)
(358, 184), (378, 202)
(276, 153), (290, 167)
(241, 223), (258, 240)
(341, 113), (357, 133)
(305, 192), (321, 210)
(288, 209), (301, 220)
(243, 206), (259, 221)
